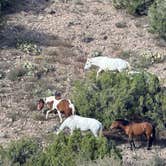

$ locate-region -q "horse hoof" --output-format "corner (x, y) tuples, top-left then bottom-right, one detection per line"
(147, 147), (151, 150)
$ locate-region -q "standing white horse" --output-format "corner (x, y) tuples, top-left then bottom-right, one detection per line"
(84, 56), (131, 77)
(56, 115), (103, 137)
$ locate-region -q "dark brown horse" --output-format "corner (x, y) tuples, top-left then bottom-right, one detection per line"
(110, 119), (155, 150)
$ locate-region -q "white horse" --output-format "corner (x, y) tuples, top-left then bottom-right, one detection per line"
(84, 56), (131, 78)
(56, 115), (103, 137)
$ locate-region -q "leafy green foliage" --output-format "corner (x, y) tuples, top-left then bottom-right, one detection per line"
(16, 40), (41, 55)
(72, 71), (165, 128)
(112, 0), (154, 15)
(148, 0), (166, 39)
(0, 138), (40, 166)
(29, 131), (121, 166)
(0, 132), (122, 166)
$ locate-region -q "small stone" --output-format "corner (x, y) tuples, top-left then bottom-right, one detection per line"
(82, 37), (94, 43)
(0, 131), (7, 138)
(103, 36), (108, 40)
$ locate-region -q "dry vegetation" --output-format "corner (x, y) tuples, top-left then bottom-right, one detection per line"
(0, 0), (166, 165)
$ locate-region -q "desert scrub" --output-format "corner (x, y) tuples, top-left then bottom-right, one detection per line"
(132, 51), (166, 68)
(72, 71), (166, 128)
(7, 66), (27, 81)
(148, 0), (166, 39)
(0, 138), (41, 166)
(77, 156), (122, 166)
(32, 112), (46, 121)
(28, 130), (122, 166)
(16, 40), (41, 55)
(119, 50), (165, 69)
(112, 0), (155, 15)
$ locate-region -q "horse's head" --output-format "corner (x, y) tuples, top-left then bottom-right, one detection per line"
(110, 119), (129, 130)
(37, 99), (45, 111)
(84, 58), (92, 70)
(110, 121), (121, 130)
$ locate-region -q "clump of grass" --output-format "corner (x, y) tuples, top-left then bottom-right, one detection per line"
(6, 112), (20, 122)
(77, 156), (122, 166)
(118, 50), (132, 59)
(7, 66), (27, 81)
(32, 112), (46, 121)
(137, 51), (165, 68)
(91, 50), (103, 57)
(16, 40), (41, 55)
(115, 21), (127, 28)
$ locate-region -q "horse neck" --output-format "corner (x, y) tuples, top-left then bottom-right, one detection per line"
(118, 123), (127, 131)
(90, 58), (99, 66)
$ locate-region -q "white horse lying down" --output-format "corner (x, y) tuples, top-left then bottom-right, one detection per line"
(84, 56), (131, 77)
(56, 115), (103, 137)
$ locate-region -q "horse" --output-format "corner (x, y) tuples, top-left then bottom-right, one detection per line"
(84, 56), (131, 78)
(110, 119), (155, 150)
(37, 96), (75, 123)
(56, 115), (103, 137)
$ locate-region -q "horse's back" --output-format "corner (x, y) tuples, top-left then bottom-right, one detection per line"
(45, 96), (55, 102)
(69, 115), (101, 127)
(92, 56), (129, 70)
(130, 122), (153, 136)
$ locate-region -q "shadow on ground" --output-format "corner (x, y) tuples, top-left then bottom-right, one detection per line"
(103, 129), (166, 150)
(0, 24), (72, 49)
(1, 0), (52, 15)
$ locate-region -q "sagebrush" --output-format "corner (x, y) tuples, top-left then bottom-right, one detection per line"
(72, 71), (166, 128)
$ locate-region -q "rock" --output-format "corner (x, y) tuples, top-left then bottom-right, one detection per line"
(0, 71), (5, 79)
(82, 37), (94, 43)
(0, 131), (7, 138)
(103, 36), (108, 40)
(115, 21), (127, 28)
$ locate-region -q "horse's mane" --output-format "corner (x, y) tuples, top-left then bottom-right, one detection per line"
(115, 119), (130, 126)
(38, 99), (45, 104)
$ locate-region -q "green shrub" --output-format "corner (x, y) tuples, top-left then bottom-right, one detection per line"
(72, 71), (165, 128)
(16, 40), (41, 55)
(131, 51), (165, 68)
(29, 131), (121, 166)
(112, 0), (154, 15)
(7, 66), (27, 81)
(0, 138), (40, 166)
(148, 0), (166, 39)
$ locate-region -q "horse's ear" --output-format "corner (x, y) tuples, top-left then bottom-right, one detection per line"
(43, 98), (46, 102)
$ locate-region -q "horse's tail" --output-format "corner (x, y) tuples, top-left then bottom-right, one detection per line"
(68, 100), (75, 115)
(127, 62), (132, 71)
(149, 125), (156, 147)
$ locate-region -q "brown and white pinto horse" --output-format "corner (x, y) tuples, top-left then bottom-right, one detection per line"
(37, 96), (75, 123)
(110, 119), (155, 150)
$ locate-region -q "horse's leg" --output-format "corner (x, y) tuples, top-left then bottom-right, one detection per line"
(128, 135), (134, 150)
(46, 110), (52, 119)
(146, 135), (151, 150)
(131, 139), (136, 149)
(91, 129), (98, 137)
(96, 68), (103, 78)
(69, 103), (75, 115)
(57, 110), (63, 123)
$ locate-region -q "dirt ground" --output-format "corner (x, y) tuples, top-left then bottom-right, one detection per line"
(0, 0), (166, 165)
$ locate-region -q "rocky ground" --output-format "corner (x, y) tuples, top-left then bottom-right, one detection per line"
(0, 0), (166, 165)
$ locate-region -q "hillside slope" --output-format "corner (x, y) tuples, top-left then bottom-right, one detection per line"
(0, 0), (166, 165)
